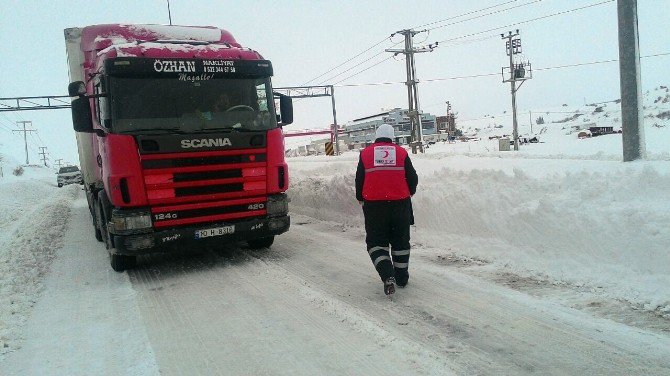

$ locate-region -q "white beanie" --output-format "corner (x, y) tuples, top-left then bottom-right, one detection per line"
(375, 124), (395, 140)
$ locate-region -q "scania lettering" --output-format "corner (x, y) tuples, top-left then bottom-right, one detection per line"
(65, 24), (293, 272)
(181, 138), (232, 148)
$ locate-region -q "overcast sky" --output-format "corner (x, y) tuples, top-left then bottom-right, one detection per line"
(0, 0), (668, 165)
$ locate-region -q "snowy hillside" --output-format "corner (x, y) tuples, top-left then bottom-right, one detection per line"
(458, 85), (670, 160)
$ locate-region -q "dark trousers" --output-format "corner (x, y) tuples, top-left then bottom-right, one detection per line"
(363, 199), (412, 283)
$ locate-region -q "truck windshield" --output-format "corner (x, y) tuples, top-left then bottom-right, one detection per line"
(109, 77), (277, 133)
(59, 166), (79, 173)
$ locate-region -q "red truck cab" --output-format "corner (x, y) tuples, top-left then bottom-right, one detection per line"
(66, 24), (292, 271)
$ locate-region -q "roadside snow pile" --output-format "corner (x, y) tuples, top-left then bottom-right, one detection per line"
(0, 166), (77, 354)
(413, 163), (670, 314)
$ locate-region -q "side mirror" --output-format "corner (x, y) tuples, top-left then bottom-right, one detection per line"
(71, 97), (94, 133)
(68, 81), (86, 97)
(278, 94), (293, 125)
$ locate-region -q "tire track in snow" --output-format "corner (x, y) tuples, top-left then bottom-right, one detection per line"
(261, 213), (670, 375)
(128, 245), (444, 375)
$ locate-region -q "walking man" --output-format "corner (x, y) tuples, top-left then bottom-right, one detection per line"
(355, 124), (418, 295)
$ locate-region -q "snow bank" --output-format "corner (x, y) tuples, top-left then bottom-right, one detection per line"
(0, 167), (78, 354)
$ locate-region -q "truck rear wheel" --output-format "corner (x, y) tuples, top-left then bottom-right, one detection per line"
(110, 253), (137, 272)
(247, 236), (275, 249)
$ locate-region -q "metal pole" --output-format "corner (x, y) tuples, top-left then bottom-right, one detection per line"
(410, 48), (424, 149)
(617, 0), (645, 161)
(13, 121), (34, 165)
(38, 146), (48, 166)
(403, 31), (416, 145)
(329, 85), (340, 155)
(167, 0), (173, 25)
(507, 35), (519, 151)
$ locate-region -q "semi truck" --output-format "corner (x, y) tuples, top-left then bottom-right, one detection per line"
(65, 24), (292, 271)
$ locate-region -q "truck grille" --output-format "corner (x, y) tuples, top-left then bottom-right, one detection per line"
(141, 148), (268, 228)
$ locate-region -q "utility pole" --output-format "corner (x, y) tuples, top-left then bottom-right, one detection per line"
(386, 29), (437, 153)
(529, 110), (533, 134)
(330, 85), (340, 155)
(13, 121), (36, 165)
(167, 0), (173, 25)
(38, 146), (49, 167)
(617, 0), (645, 161)
(446, 101), (452, 134)
(501, 30), (532, 151)
(55, 158), (64, 169)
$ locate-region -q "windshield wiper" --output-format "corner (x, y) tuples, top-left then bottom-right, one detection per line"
(204, 126), (260, 133)
(123, 128), (189, 135)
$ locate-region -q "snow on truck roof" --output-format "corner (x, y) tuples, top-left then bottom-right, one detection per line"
(74, 24), (263, 64)
(80, 24), (240, 51)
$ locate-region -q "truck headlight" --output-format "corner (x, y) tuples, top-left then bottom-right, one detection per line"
(110, 210), (153, 233)
(266, 194), (288, 216)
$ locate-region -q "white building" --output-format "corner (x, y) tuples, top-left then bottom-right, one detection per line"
(344, 108), (437, 147)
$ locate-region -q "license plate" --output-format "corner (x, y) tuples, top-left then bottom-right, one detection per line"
(195, 225), (235, 239)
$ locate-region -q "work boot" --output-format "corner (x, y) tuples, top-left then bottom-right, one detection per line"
(384, 277), (396, 296)
(395, 272), (409, 288)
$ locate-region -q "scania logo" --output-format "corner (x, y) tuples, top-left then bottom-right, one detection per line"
(181, 138), (232, 148)
(153, 59), (196, 73)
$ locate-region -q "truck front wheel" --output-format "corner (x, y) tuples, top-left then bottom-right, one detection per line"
(247, 236), (275, 249)
(110, 254), (137, 272)
(94, 226), (103, 242)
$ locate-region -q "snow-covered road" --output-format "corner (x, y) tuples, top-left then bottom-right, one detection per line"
(2, 189), (669, 375)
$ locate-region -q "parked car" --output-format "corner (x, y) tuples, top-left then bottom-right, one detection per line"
(57, 166), (83, 187)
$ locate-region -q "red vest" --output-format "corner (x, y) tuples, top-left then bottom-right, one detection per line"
(361, 142), (411, 201)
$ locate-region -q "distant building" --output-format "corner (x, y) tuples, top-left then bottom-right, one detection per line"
(344, 108), (437, 147)
(589, 126), (614, 136)
(436, 114), (456, 134)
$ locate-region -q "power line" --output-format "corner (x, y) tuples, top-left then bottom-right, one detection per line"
(302, 37), (398, 86)
(313, 1), (614, 88)
(413, 0), (520, 29)
(302, 0), (545, 87)
(333, 52), (669, 88)
(331, 56), (395, 85)
(319, 50), (396, 85)
(424, 0), (546, 32)
(434, 0), (615, 45)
